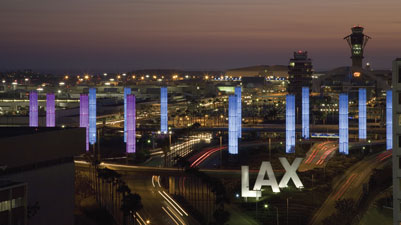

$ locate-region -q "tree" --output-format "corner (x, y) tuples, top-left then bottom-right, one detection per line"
(121, 193), (143, 225)
(335, 198), (355, 220)
(322, 199), (356, 225)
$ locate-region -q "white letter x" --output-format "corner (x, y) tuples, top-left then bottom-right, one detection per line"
(278, 157), (303, 189)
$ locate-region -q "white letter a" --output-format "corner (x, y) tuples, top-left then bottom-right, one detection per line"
(253, 162), (280, 193)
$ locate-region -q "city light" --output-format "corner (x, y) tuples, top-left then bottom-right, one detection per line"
(29, 91), (38, 127)
(124, 87), (131, 143)
(80, 94), (89, 151)
(286, 95), (295, 153)
(302, 87), (309, 139)
(89, 88), (96, 145)
(339, 94), (349, 155)
(228, 95), (238, 154)
(386, 90), (392, 150)
(359, 88), (366, 139)
(126, 94), (136, 153)
(46, 93), (55, 127)
(235, 86), (242, 138)
(160, 87), (168, 133)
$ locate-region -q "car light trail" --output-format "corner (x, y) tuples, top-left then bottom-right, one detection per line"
(162, 191), (188, 216)
(152, 176), (156, 188)
(158, 191), (184, 216)
(162, 206), (180, 225)
(333, 174), (357, 200)
(316, 145), (337, 165)
(377, 150), (392, 161)
(305, 148), (319, 164)
(135, 212), (148, 225)
(166, 206), (186, 225)
(135, 218), (143, 225)
(304, 142), (326, 164)
(190, 146), (226, 167)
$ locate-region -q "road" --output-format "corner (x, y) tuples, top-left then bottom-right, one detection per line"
(299, 141), (337, 172)
(309, 151), (391, 225)
(123, 173), (200, 225)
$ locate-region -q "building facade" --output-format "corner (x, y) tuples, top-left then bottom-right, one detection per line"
(288, 51), (313, 119)
(393, 58), (401, 225)
(0, 182), (27, 225)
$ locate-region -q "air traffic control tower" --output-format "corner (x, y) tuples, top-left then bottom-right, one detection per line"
(344, 26), (371, 68)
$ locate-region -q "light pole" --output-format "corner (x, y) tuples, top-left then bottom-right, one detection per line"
(169, 131), (172, 151)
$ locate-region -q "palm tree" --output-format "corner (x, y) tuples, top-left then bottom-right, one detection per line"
(97, 168), (107, 207)
(117, 182), (131, 224)
(121, 193), (143, 225)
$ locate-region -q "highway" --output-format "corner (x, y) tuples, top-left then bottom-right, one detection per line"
(309, 151), (392, 225)
(299, 141), (337, 172)
(124, 173), (199, 225)
(75, 137), (388, 225)
(75, 161), (199, 225)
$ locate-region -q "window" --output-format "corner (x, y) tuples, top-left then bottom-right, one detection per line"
(0, 197), (24, 212)
(399, 157), (401, 169)
(399, 136), (401, 148)
(399, 115), (401, 126)
(399, 66), (401, 83)
(0, 200), (11, 212)
(399, 179), (401, 191)
(399, 93), (401, 104)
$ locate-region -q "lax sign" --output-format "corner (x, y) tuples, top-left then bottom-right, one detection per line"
(241, 157), (304, 197)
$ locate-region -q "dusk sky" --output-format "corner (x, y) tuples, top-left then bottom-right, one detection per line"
(1, 0), (401, 73)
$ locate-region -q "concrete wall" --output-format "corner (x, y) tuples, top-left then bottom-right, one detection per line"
(0, 127), (85, 168)
(4, 162), (74, 225)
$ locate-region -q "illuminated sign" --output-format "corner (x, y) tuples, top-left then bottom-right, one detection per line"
(241, 158), (303, 197)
